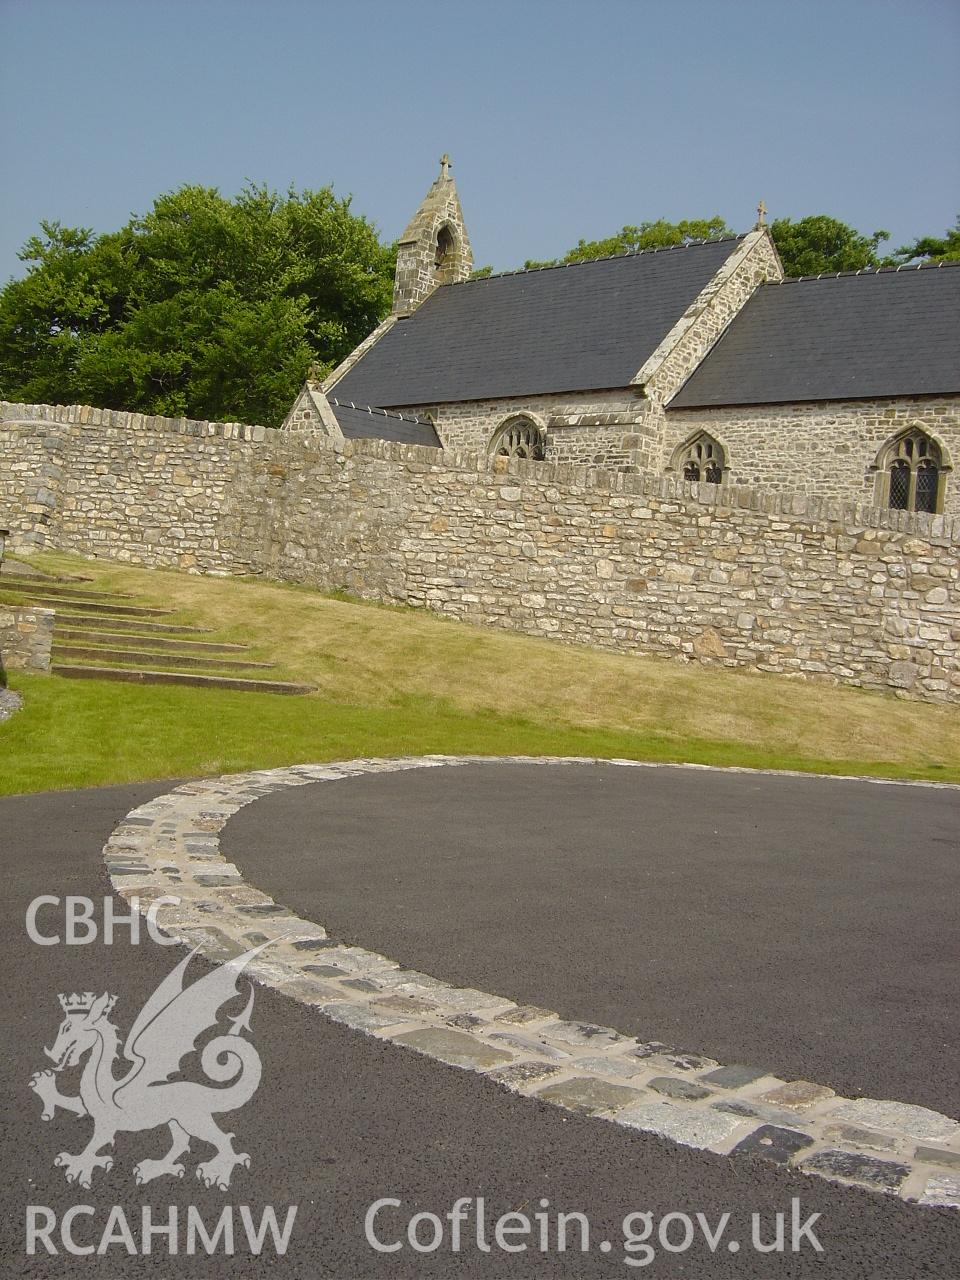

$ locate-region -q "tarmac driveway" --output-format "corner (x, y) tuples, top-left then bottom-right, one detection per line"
(0, 768), (957, 1278)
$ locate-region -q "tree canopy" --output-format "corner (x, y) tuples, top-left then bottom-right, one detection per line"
(514, 213), (898, 277)
(523, 217), (734, 269)
(524, 211), (960, 278)
(893, 215), (960, 264)
(2, 189), (954, 427)
(0, 184), (395, 426)
(768, 215), (891, 276)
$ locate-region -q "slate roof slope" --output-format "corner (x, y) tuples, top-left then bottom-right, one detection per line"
(333, 237), (745, 406)
(670, 263), (960, 408)
(329, 399), (440, 447)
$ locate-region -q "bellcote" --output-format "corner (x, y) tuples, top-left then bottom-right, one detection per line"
(392, 155), (473, 316)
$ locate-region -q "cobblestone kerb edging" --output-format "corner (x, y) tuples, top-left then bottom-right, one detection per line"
(102, 756), (960, 1210)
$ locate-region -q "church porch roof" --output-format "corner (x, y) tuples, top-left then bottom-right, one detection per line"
(329, 399), (441, 447)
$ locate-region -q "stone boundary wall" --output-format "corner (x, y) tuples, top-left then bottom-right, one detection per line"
(256, 435), (960, 704)
(0, 417), (64, 550)
(0, 402), (269, 570)
(0, 605), (54, 673)
(1, 402), (959, 703)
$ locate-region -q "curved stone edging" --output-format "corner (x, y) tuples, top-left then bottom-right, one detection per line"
(102, 756), (960, 1210)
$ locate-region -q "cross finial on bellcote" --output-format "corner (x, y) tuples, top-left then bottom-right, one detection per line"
(439, 154), (451, 180)
(755, 199), (767, 229)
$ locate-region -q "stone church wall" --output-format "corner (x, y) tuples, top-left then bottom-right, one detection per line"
(665, 396), (960, 514)
(404, 389), (659, 471)
(1, 402), (958, 704)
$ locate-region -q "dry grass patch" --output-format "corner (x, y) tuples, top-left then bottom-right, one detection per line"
(8, 550), (960, 781)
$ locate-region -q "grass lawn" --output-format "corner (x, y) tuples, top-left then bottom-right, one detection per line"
(2, 551), (959, 794)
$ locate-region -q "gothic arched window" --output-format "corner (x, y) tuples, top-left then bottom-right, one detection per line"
(672, 432), (726, 484)
(877, 429), (945, 514)
(490, 417), (546, 461)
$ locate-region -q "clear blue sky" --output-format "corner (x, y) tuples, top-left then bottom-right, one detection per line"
(1, 0), (957, 283)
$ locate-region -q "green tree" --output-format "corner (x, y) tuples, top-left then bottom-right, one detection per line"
(523, 217), (734, 269)
(0, 184), (396, 426)
(893, 215), (960, 264)
(769, 215), (891, 277)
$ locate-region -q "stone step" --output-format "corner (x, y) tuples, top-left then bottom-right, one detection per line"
(53, 612), (214, 636)
(0, 579), (136, 603)
(53, 664), (315, 695)
(54, 626), (249, 654)
(0, 593), (172, 618)
(0, 567), (93, 584)
(52, 643), (274, 672)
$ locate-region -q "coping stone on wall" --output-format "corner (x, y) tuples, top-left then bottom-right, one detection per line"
(0, 401), (270, 445)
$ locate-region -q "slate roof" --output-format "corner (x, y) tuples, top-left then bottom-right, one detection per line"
(329, 399), (440, 447)
(333, 237), (745, 406)
(670, 263), (960, 408)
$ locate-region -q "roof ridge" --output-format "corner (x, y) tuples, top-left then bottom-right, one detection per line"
(443, 234), (748, 286)
(770, 259), (960, 285)
(330, 397), (430, 426)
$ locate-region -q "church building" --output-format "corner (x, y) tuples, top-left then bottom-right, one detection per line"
(284, 158), (960, 516)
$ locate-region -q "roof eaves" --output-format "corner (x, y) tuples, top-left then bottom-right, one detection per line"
(329, 397), (433, 427)
(771, 259), (960, 285)
(667, 389), (960, 412)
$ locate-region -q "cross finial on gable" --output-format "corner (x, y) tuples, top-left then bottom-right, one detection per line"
(755, 199), (767, 229)
(439, 153), (451, 180)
